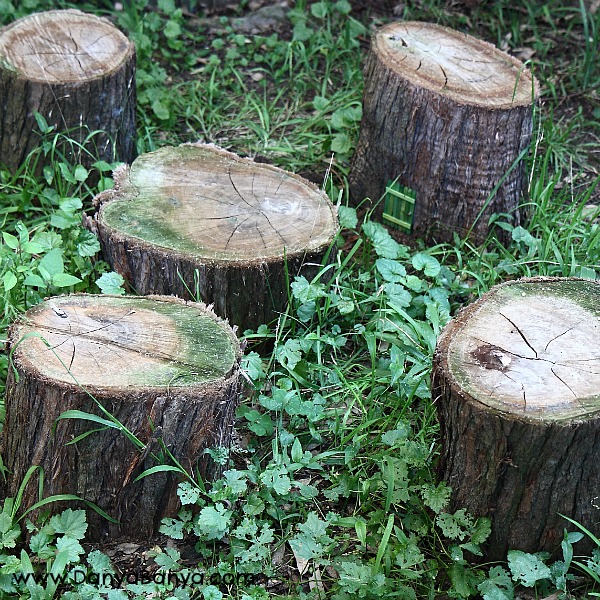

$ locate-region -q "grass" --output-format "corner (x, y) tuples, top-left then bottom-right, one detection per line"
(0, 0), (599, 598)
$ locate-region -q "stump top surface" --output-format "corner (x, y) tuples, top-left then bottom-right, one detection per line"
(10, 294), (240, 389)
(442, 278), (600, 420)
(0, 9), (132, 83)
(374, 22), (538, 107)
(97, 144), (338, 262)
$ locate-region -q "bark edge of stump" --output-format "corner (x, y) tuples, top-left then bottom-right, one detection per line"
(0, 8), (137, 175)
(2, 293), (242, 541)
(349, 21), (540, 246)
(433, 276), (600, 560)
(87, 142), (339, 332)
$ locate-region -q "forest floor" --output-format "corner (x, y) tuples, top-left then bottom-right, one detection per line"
(0, 0), (599, 598)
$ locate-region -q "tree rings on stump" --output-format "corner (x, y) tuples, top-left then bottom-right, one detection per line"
(0, 9), (136, 173)
(88, 143), (338, 332)
(433, 277), (600, 560)
(2, 294), (241, 541)
(349, 22), (539, 245)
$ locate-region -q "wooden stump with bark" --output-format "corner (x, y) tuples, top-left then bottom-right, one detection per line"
(350, 22), (539, 245)
(0, 9), (136, 173)
(2, 294), (241, 541)
(433, 277), (600, 560)
(87, 143), (338, 332)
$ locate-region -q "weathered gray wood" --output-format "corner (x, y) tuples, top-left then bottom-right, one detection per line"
(0, 9), (136, 173)
(350, 22), (539, 245)
(2, 294), (241, 541)
(433, 277), (600, 560)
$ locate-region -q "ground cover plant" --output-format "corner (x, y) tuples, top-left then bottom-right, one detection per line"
(0, 0), (599, 598)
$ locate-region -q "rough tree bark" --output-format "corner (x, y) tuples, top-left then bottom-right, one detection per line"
(0, 9), (136, 173)
(433, 277), (600, 560)
(87, 143), (338, 332)
(349, 22), (539, 245)
(2, 294), (241, 541)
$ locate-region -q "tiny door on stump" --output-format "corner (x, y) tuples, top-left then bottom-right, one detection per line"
(350, 22), (539, 246)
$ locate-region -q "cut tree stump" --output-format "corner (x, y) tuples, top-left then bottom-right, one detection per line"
(433, 277), (600, 560)
(2, 294), (241, 541)
(87, 143), (338, 332)
(0, 9), (136, 173)
(349, 22), (539, 245)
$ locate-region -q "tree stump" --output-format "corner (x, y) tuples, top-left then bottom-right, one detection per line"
(2, 294), (241, 541)
(0, 9), (136, 174)
(433, 277), (600, 560)
(87, 143), (338, 332)
(349, 22), (539, 245)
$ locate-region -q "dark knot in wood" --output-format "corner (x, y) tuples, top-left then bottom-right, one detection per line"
(470, 343), (512, 372)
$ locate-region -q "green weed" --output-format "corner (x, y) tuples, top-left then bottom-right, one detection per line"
(0, 0), (599, 598)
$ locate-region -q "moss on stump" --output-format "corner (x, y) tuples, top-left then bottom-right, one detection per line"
(2, 294), (241, 541)
(88, 143), (338, 332)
